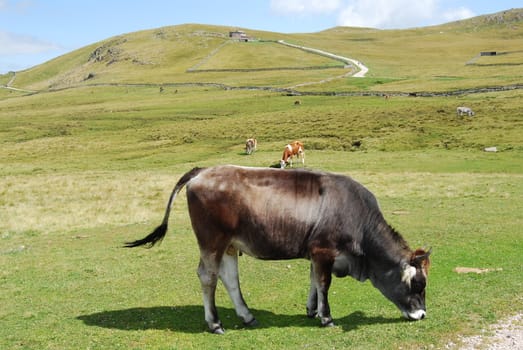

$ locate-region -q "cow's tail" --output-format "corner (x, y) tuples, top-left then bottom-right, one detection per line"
(124, 167), (205, 248)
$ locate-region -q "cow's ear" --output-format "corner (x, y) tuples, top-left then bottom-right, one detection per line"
(411, 248), (431, 271)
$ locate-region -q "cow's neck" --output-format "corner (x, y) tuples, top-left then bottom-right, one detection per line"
(333, 220), (411, 282)
(363, 219), (412, 271)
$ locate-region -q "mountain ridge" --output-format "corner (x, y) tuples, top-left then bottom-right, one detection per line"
(1, 8), (522, 94)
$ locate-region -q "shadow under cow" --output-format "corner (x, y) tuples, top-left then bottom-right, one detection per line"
(77, 306), (402, 333)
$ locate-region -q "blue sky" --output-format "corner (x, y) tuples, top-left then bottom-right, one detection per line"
(0, 0), (520, 73)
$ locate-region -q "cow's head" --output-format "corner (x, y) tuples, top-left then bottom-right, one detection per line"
(373, 248), (431, 321)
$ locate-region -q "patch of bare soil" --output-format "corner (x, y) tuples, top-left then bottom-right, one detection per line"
(446, 313), (522, 349)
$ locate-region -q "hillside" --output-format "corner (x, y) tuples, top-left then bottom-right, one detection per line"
(1, 8), (522, 94)
(0, 10), (522, 350)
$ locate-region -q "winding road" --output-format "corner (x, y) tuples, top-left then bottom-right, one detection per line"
(277, 40), (368, 78)
(1, 73), (36, 93)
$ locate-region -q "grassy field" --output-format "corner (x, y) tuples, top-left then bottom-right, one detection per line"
(1, 86), (522, 349)
(1, 11), (522, 350)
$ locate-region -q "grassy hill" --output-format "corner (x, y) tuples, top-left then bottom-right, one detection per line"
(1, 8), (522, 93)
(0, 9), (522, 350)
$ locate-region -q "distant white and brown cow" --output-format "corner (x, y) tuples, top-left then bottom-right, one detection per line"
(126, 166), (431, 334)
(456, 106), (475, 117)
(245, 138), (257, 155)
(280, 140), (305, 168)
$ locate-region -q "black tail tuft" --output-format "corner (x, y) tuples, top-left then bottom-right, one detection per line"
(124, 223), (168, 248)
(124, 167), (204, 250)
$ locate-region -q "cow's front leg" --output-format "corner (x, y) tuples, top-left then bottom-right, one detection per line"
(197, 258), (224, 334)
(310, 257), (335, 327)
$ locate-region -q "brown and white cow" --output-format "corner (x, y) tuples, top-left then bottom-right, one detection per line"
(126, 166), (431, 334)
(280, 140), (305, 168)
(245, 138), (257, 155)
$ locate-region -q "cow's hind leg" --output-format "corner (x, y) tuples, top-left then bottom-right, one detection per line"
(197, 256), (224, 334)
(309, 254), (335, 327)
(306, 263), (318, 318)
(219, 248), (257, 327)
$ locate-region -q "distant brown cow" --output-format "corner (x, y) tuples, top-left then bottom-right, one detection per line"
(245, 138), (257, 155)
(280, 141), (305, 168)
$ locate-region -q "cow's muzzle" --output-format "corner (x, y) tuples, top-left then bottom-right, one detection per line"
(403, 309), (426, 321)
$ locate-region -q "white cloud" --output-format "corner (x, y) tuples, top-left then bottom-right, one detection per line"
(0, 31), (61, 55)
(272, 0), (477, 29)
(337, 0), (439, 29)
(270, 0), (342, 15)
(442, 6), (476, 22)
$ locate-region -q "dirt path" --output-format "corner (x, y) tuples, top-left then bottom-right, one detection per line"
(277, 40), (368, 78)
(447, 313), (523, 349)
(0, 72), (36, 93)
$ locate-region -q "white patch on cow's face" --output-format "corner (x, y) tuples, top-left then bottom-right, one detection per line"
(402, 309), (426, 321)
(401, 264), (417, 288)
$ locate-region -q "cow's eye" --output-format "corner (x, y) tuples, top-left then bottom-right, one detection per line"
(410, 278), (426, 294)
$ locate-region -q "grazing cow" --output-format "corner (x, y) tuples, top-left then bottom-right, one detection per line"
(245, 138), (257, 155)
(280, 140), (305, 168)
(456, 106), (475, 117)
(125, 166), (431, 334)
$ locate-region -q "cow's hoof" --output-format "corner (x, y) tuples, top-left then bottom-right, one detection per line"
(320, 318), (335, 327)
(209, 324), (225, 335)
(306, 308), (318, 318)
(244, 317), (259, 327)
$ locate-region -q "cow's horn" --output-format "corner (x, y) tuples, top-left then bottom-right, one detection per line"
(412, 247), (432, 264)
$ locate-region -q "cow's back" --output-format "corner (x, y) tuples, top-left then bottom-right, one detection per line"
(185, 166), (381, 259)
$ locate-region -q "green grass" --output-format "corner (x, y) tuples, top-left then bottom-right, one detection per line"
(1, 11), (522, 349)
(1, 85), (522, 349)
(1, 165), (521, 349)
(194, 40), (342, 70)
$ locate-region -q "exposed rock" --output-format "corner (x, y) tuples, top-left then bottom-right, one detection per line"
(454, 267), (503, 274)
